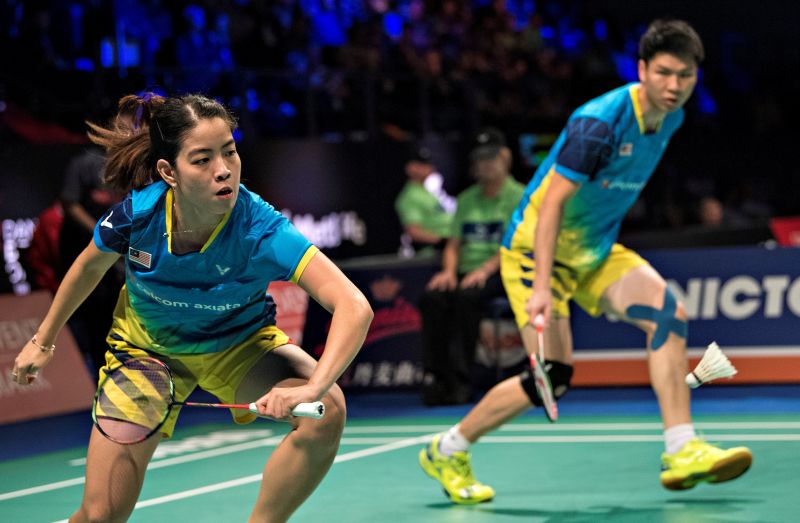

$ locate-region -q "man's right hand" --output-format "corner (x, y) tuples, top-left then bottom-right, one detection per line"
(525, 289), (553, 326)
(426, 270), (458, 291)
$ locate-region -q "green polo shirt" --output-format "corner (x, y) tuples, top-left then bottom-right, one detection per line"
(452, 177), (525, 273)
(394, 181), (453, 238)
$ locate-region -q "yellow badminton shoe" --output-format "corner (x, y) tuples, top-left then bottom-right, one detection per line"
(419, 434), (495, 504)
(660, 438), (753, 490)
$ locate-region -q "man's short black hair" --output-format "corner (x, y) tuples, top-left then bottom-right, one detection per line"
(639, 19), (704, 66)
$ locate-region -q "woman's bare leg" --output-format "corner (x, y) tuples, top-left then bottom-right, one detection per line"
(69, 427), (160, 523)
(238, 345), (346, 523)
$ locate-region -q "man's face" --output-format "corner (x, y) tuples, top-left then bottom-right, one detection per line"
(638, 52), (698, 113)
(472, 153), (506, 183)
(406, 160), (433, 182)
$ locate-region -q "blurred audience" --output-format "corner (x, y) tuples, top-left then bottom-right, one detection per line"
(395, 145), (456, 257)
(0, 0), (791, 232)
(697, 195), (753, 229)
(419, 127), (523, 405)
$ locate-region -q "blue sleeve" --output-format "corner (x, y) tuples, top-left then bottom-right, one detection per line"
(269, 220), (315, 282)
(249, 197), (313, 281)
(555, 117), (614, 182)
(93, 194), (132, 254)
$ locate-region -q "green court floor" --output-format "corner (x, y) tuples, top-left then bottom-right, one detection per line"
(2, 413), (798, 522)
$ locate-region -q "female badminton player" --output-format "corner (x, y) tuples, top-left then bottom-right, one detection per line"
(11, 93), (373, 522)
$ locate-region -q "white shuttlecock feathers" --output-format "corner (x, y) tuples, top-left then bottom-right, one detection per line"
(686, 342), (738, 388)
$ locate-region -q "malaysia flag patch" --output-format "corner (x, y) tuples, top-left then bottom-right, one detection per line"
(128, 247), (152, 269)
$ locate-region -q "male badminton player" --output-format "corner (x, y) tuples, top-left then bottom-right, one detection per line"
(419, 19), (752, 504)
(12, 93), (373, 522)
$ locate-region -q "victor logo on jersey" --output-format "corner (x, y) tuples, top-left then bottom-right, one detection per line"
(619, 143), (633, 156)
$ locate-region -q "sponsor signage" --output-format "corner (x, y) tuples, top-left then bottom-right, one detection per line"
(571, 246), (800, 348)
(570, 246), (800, 385)
(0, 291), (95, 424)
(268, 281), (309, 345)
(302, 259), (435, 390)
(304, 247), (800, 390)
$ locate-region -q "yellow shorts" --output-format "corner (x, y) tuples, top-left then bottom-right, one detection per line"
(100, 325), (291, 438)
(500, 244), (648, 328)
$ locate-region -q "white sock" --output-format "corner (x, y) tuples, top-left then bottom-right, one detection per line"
(664, 423), (696, 455)
(438, 425), (471, 456)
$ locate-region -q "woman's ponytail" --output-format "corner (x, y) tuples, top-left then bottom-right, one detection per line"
(87, 92), (166, 192)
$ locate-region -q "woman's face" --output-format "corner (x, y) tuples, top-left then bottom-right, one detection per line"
(170, 117), (241, 217)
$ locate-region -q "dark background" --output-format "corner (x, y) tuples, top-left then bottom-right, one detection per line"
(1, 0), (799, 288)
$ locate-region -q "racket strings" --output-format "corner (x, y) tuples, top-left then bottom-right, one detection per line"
(94, 359), (173, 443)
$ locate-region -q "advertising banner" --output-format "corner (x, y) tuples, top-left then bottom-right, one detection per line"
(268, 281), (309, 345)
(570, 246), (800, 385)
(303, 257), (532, 391)
(304, 246), (800, 390)
(0, 291), (96, 424)
(302, 257), (436, 390)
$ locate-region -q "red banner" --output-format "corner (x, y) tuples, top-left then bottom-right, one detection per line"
(770, 216), (800, 246)
(268, 281), (309, 345)
(0, 291), (95, 424)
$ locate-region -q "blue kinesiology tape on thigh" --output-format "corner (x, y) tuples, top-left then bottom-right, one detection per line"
(625, 286), (688, 350)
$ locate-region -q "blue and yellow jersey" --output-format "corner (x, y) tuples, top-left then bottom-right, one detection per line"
(94, 181), (317, 355)
(502, 83), (684, 270)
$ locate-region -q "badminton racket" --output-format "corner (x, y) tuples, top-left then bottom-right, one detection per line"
(92, 356), (324, 444)
(531, 314), (558, 422)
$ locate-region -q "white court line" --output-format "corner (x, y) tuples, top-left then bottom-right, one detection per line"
(2, 420), (797, 503)
(482, 434), (800, 443)
(67, 435), (428, 467)
(49, 431), (800, 522)
(575, 345), (800, 360)
(0, 477), (86, 502)
(68, 435), (288, 467)
(333, 434), (431, 463)
(132, 435), (433, 510)
(345, 422), (800, 433)
(48, 434), (436, 523)
(1, 433), (432, 502)
(63, 421), (800, 466)
(344, 425), (452, 434)
(501, 421), (800, 431)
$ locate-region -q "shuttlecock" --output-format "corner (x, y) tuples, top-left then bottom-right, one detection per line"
(685, 342), (738, 388)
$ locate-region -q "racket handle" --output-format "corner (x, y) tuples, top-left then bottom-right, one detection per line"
(533, 314), (545, 361)
(247, 401), (325, 419)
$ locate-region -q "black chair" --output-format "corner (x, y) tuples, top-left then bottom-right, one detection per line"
(483, 296), (515, 382)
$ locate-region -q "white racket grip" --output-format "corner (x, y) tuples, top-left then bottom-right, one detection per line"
(247, 401), (325, 419)
(533, 313), (545, 331)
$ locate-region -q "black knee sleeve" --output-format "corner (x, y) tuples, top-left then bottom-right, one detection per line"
(519, 360), (574, 406)
(545, 360), (574, 399)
